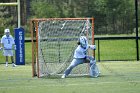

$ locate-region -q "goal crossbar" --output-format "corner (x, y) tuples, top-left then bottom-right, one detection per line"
(0, 3), (18, 6)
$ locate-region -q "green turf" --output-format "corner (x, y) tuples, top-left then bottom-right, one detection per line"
(0, 40), (139, 64)
(0, 61), (140, 93)
(95, 39), (140, 60)
(25, 42), (32, 63)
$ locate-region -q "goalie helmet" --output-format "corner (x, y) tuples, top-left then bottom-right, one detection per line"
(79, 36), (88, 49)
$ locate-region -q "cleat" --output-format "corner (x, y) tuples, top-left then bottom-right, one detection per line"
(5, 64), (8, 67)
(61, 74), (66, 79)
(12, 63), (17, 67)
(5, 62), (8, 67)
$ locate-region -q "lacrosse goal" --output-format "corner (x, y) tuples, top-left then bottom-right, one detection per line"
(30, 18), (95, 78)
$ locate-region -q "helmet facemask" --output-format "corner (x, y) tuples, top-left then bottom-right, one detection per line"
(79, 36), (88, 49)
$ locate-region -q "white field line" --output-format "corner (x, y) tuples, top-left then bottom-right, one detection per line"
(0, 81), (140, 89)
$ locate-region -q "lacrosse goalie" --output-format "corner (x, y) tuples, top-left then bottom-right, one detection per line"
(61, 36), (100, 78)
(0, 29), (16, 67)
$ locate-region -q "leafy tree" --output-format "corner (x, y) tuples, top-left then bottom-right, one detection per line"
(31, 1), (59, 18)
(0, 6), (16, 37)
(29, 0), (139, 35)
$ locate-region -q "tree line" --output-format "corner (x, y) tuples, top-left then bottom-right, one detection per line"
(0, 0), (139, 36)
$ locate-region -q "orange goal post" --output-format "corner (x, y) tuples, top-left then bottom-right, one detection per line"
(30, 18), (95, 78)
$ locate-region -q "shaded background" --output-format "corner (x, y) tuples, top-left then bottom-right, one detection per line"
(0, 0), (139, 62)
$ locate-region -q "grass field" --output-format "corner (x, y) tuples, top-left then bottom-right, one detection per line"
(0, 38), (139, 93)
(0, 39), (139, 64)
(0, 61), (140, 93)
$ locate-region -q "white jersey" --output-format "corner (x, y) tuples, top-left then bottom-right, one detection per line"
(74, 45), (89, 58)
(1, 35), (15, 50)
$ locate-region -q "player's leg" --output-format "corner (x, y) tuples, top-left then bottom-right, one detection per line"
(5, 56), (8, 67)
(85, 56), (96, 66)
(11, 56), (16, 67)
(3, 50), (9, 67)
(62, 58), (85, 78)
(9, 50), (16, 67)
(90, 64), (100, 77)
(86, 56), (100, 77)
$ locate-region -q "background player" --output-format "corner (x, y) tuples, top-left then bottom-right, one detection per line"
(61, 36), (100, 78)
(0, 29), (16, 67)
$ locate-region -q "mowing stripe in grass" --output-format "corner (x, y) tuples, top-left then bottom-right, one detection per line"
(0, 81), (140, 89)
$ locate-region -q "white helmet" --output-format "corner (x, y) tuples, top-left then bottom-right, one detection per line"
(4, 29), (10, 36)
(4, 29), (10, 33)
(79, 36), (88, 48)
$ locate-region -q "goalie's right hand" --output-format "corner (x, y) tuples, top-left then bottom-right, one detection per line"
(89, 45), (96, 50)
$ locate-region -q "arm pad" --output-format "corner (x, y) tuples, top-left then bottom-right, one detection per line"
(89, 45), (96, 50)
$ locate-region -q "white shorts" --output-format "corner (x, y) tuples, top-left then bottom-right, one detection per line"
(3, 50), (14, 56)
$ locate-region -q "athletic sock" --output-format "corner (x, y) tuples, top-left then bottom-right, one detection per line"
(5, 62), (8, 67)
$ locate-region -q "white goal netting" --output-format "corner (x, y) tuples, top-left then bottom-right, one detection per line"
(31, 18), (94, 77)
